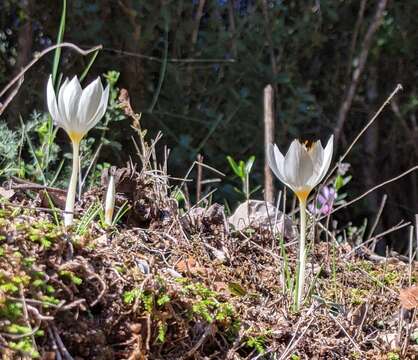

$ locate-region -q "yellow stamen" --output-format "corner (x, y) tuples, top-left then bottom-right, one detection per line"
(303, 140), (314, 149)
(299, 139), (315, 153)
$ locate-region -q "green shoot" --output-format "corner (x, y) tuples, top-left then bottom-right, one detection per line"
(76, 201), (101, 235)
(51, 0), (67, 85)
(226, 155), (259, 201)
(112, 201), (131, 226)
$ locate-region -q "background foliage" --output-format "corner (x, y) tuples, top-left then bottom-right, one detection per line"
(1, 0), (418, 247)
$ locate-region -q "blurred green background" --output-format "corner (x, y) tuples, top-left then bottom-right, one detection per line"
(1, 0), (418, 246)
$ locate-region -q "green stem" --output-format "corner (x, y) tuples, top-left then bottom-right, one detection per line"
(295, 198), (307, 310)
(64, 140), (80, 226)
(245, 173), (250, 201)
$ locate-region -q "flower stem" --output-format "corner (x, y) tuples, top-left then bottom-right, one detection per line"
(64, 139), (80, 227)
(295, 197), (307, 311)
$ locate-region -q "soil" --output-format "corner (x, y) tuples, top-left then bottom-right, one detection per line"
(0, 166), (417, 360)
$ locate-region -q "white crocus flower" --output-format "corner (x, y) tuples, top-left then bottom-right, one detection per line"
(104, 174), (115, 226)
(47, 75), (109, 226)
(267, 136), (333, 310)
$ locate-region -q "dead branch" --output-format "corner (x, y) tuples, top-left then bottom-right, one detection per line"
(263, 84), (275, 203)
(259, 0), (279, 95)
(334, 0), (389, 148)
(323, 165), (418, 220)
(0, 42), (102, 113)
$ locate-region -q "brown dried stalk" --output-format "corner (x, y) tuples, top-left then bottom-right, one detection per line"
(0, 42), (102, 115)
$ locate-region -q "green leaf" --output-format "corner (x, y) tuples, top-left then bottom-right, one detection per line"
(7, 324), (31, 335)
(228, 282), (247, 296)
(123, 289), (140, 304)
(227, 156), (243, 178)
(343, 175), (352, 186)
(334, 175), (344, 191)
(233, 186), (243, 195)
(238, 160), (245, 174)
(249, 185), (262, 195)
(80, 50), (100, 82)
(157, 294), (171, 307)
(335, 175), (351, 191)
(0, 283), (18, 293)
(157, 323), (167, 343)
(246, 336), (265, 354)
(245, 155), (255, 174)
(52, 0), (67, 85)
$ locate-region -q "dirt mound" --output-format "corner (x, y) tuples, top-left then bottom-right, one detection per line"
(0, 177), (417, 359)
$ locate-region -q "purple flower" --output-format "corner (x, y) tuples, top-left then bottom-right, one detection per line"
(308, 186), (336, 216)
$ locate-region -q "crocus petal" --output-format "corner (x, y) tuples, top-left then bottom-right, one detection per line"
(85, 83), (109, 133)
(308, 202), (316, 214)
(318, 193), (327, 205)
(322, 185), (330, 199)
(308, 140), (324, 173)
(77, 77), (102, 127)
(266, 144), (280, 177)
(46, 76), (60, 124)
(62, 76), (82, 127)
(267, 144), (289, 187)
(57, 78), (70, 124)
(50, 74), (109, 140)
(314, 135), (334, 186)
(305, 141), (324, 187)
(96, 83), (109, 121)
(273, 143), (286, 176)
(284, 140), (314, 189)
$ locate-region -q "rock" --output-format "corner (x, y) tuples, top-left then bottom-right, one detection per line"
(0, 187), (15, 200)
(135, 259), (150, 274)
(228, 200), (294, 239)
(182, 204), (227, 232)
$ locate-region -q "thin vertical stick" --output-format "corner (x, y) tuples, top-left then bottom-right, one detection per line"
(272, 190), (282, 249)
(196, 154), (203, 203)
(415, 215), (418, 261)
(408, 226), (413, 286)
(191, 0), (206, 47)
(397, 307), (404, 350)
(186, 0), (206, 91)
(264, 84), (275, 203)
(260, 0), (279, 95)
(369, 194), (387, 252)
(334, 0), (389, 147)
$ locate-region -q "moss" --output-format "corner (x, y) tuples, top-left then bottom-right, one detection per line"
(381, 271), (400, 286)
(349, 288), (369, 305)
(59, 270), (83, 285)
(356, 260), (374, 273)
(0, 214), (68, 358)
(387, 352), (400, 360)
(246, 335), (266, 354)
(0, 200), (413, 358)
(350, 351), (362, 360)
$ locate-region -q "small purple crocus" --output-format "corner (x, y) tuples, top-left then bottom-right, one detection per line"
(308, 185), (336, 216)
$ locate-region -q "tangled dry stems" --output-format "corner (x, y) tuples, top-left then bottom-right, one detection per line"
(0, 166), (416, 359)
